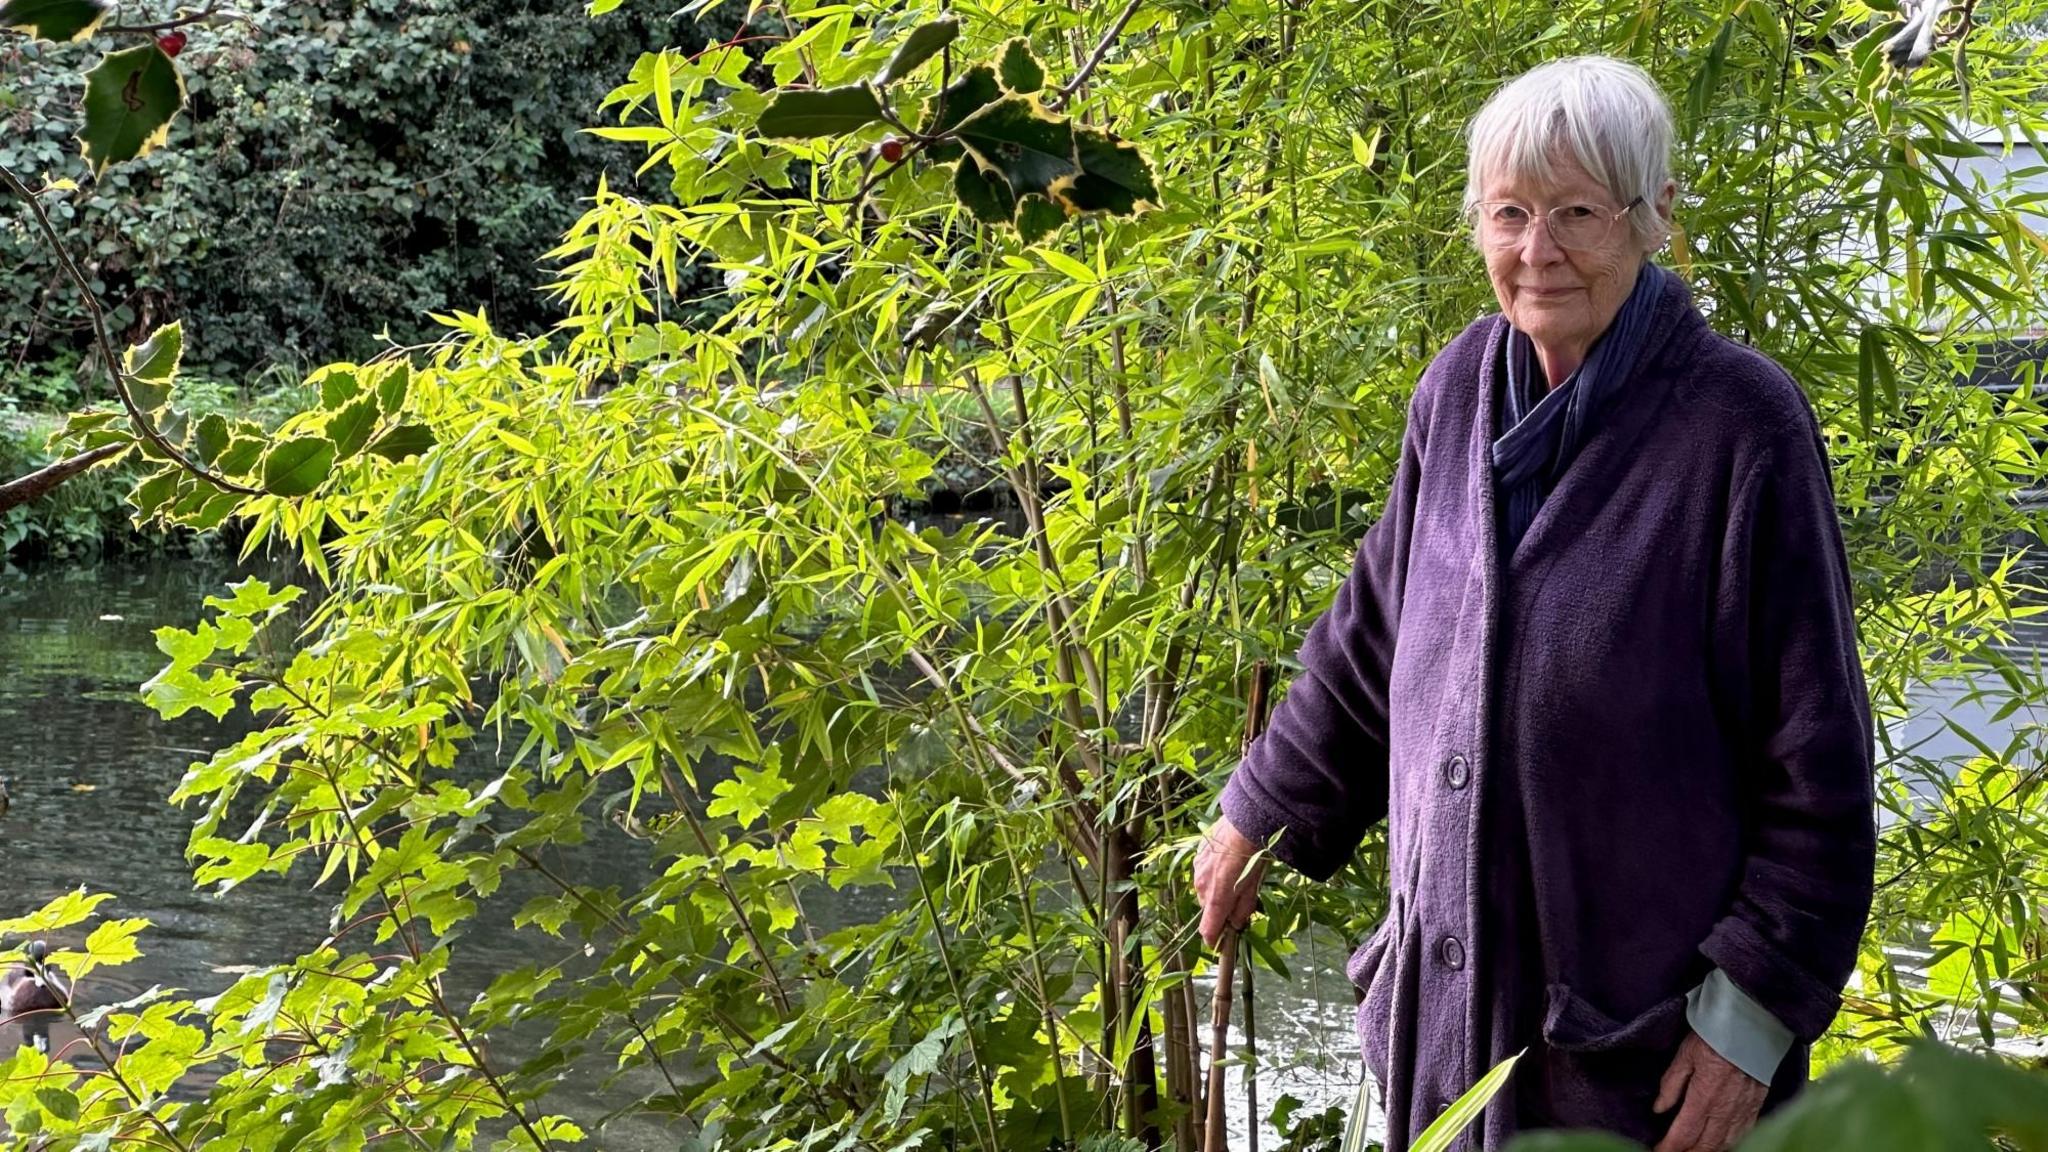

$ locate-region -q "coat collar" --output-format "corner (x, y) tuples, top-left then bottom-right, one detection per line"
(1470, 267), (1709, 578)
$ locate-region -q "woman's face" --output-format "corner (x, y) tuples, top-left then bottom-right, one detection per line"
(1478, 153), (1673, 369)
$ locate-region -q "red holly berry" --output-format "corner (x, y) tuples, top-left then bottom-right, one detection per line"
(157, 30), (187, 58)
(879, 136), (905, 164)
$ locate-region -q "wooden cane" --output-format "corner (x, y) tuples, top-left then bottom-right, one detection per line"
(1203, 661), (1275, 1150)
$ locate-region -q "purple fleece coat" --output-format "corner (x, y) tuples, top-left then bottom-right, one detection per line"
(1219, 271), (1876, 1150)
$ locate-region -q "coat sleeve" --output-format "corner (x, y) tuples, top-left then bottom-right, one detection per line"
(1217, 386), (1427, 882)
(1700, 406), (1877, 1044)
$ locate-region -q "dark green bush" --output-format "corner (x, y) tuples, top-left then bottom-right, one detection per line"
(0, 0), (739, 383)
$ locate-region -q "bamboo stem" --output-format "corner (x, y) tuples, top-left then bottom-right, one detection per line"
(1202, 929), (1240, 1152)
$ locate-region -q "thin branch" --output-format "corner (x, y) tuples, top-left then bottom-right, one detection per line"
(0, 164), (263, 496)
(1046, 0), (1145, 111)
(0, 443), (124, 514)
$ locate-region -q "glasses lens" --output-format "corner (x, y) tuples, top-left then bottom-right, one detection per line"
(1548, 206), (1606, 249)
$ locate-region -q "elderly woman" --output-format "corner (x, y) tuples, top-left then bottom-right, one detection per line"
(1193, 55), (1875, 1152)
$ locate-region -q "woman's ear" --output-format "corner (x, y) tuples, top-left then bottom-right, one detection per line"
(1649, 178), (1679, 250)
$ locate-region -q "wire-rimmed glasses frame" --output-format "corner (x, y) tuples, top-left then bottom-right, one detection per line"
(1463, 195), (1646, 251)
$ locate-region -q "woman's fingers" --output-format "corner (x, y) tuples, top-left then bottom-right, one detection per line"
(1194, 822), (1265, 947)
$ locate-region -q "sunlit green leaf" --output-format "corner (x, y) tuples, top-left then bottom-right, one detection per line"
(260, 435), (336, 497)
(755, 84), (883, 138)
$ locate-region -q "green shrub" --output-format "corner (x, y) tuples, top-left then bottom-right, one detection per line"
(0, 0), (740, 382)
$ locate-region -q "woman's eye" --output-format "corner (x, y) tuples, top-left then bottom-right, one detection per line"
(1491, 206), (1529, 224)
(1561, 205), (1598, 220)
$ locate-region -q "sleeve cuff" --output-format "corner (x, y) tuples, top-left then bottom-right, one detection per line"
(1685, 967), (1794, 1085)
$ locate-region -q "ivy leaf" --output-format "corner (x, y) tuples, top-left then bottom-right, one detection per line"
(876, 17), (957, 86)
(1059, 126), (1161, 217)
(367, 423), (436, 461)
(953, 96), (1079, 205)
(954, 158), (1016, 225)
(192, 413), (229, 466)
(79, 43), (188, 177)
(0, 0), (110, 42)
(1016, 194), (1067, 243)
(327, 395), (378, 460)
(997, 38), (1046, 94)
(260, 436), (336, 497)
(123, 321), (182, 412)
(755, 85), (883, 138)
(920, 64), (999, 163)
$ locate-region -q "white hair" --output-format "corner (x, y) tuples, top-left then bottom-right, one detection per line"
(1463, 55), (1675, 245)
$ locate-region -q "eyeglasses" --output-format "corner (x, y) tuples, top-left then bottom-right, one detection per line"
(1463, 196), (1645, 251)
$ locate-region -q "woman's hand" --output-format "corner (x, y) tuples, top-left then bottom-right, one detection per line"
(1193, 816), (1267, 947)
(1651, 1032), (1768, 1152)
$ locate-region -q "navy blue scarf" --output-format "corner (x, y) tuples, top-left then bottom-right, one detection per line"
(1492, 260), (1667, 556)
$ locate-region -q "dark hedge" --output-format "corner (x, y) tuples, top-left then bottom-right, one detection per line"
(1, 0), (741, 387)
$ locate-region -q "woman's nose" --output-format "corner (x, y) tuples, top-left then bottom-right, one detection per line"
(1518, 217), (1566, 265)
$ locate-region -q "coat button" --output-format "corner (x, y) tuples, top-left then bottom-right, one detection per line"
(1440, 935), (1465, 970)
(1445, 754), (1469, 790)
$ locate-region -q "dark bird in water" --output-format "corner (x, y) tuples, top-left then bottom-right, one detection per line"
(0, 777), (10, 819)
(2, 942), (68, 1020)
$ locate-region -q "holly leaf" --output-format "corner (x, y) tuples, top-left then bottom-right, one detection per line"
(79, 43), (187, 177)
(192, 413), (229, 466)
(0, 0), (110, 42)
(997, 38), (1046, 94)
(260, 436), (335, 497)
(1015, 194), (1067, 243)
(374, 363), (411, 413)
(953, 95), (1079, 204)
(1059, 125), (1161, 217)
(920, 63), (999, 163)
(326, 395), (378, 460)
(367, 423), (436, 462)
(876, 17), (957, 86)
(130, 467), (184, 522)
(755, 84), (883, 138)
(215, 437), (263, 476)
(954, 158), (1016, 225)
(317, 367), (359, 409)
(123, 321), (182, 412)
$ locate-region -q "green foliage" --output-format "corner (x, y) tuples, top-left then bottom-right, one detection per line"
(12, 0), (2048, 1149)
(0, 0), (744, 380)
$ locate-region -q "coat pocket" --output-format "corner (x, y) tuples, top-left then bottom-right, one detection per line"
(1349, 918), (1397, 1086)
(1537, 984), (1692, 1141)
(1540, 983), (1691, 1054)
